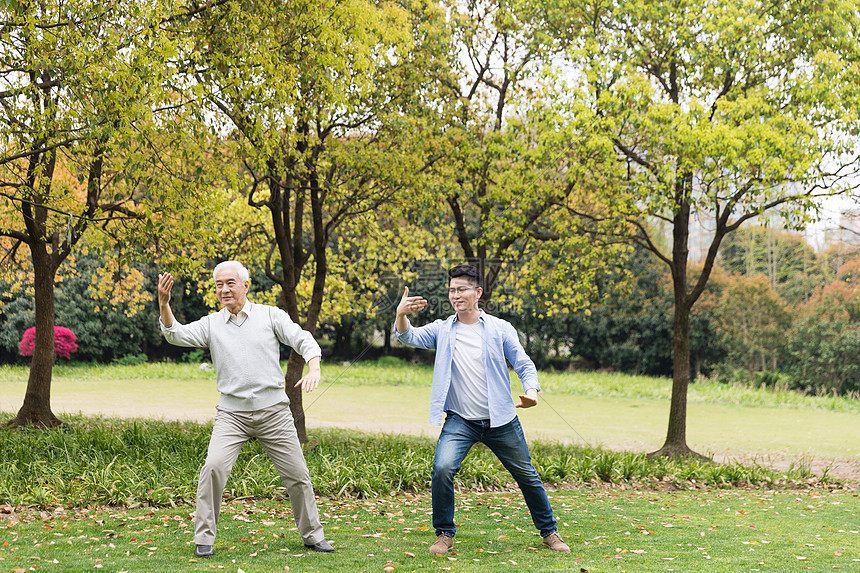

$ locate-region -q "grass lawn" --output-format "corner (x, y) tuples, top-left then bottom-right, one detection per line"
(1, 490), (858, 572)
(1, 362), (859, 571)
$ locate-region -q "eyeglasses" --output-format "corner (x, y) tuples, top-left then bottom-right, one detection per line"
(448, 287), (476, 295)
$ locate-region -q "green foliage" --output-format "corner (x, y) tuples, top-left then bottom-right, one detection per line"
(0, 249), (210, 363)
(180, 349), (207, 364)
(403, 0), (623, 312)
(508, 247), (724, 377)
(112, 353), (148, 366)
(0, 0), (227, 425)
(785, 280), (860, 395)
(374, 356), (409, 368)
(720, 226), (831, 306)
(0, 295), (33, 364)
(713, 274), (792, 373)
(540, 0), (860, 451)
(179, 0), (438, 329)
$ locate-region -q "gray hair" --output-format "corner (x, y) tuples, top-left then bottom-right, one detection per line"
(212, 260), (250, 282)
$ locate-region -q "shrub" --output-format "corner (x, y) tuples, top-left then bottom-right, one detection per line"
(112, 353), (148, 366)
(785, 281), (860, 395)
(18, 326), (79, 360)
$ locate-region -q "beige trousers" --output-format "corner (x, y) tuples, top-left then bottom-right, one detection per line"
(194, 400), (324, 546)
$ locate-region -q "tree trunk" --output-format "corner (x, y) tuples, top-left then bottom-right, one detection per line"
(276, 161), (328, 444)
(7, 250), (61, 428)
(649, 181), (705, 460)
(284, 351), (307, 442)
(649, 297), (705, 459)
(383, 325), (391, 353)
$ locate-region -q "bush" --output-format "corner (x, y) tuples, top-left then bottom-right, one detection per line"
(375, 355), (407, 367)
(0, 416), (830, 509)
(784, 281), (860, 395)
(112, 353), (148, 366)
(18, 326), (79, 359)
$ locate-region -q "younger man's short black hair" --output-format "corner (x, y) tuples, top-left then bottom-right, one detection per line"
(448, 264), (483, 288)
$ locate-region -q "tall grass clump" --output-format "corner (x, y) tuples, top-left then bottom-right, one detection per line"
(0, 414), (840, 510)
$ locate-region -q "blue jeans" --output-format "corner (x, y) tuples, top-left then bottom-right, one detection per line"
(431, 412), (557, 538)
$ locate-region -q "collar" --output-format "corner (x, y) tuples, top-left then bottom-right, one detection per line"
(453, 309), (484, 325)
(224, 299), (252, 323)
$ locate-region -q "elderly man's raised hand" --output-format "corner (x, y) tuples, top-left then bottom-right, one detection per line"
(157, 273), (177, 328)
(157, 273), (174, 306)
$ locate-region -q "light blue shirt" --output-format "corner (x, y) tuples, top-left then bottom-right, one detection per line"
(395, 311), (540, 427)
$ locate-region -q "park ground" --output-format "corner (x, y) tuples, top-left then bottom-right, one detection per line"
(1, 363), (860, 571)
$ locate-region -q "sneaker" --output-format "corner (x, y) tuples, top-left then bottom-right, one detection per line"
(429, 534), (454, 555)
(304, 539), (335, 553)
(194, 544), (214, 557)
(541, 532), (570, 553)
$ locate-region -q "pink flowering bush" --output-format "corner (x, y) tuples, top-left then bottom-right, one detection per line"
(19, 326), (79, 360)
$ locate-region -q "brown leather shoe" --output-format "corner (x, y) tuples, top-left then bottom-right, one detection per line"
(541, 531), (571, 553)
(429, 534), (454, 555)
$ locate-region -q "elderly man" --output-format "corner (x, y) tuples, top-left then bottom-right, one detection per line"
(395, 264), (570, 555)
(157, 260), (334, 557)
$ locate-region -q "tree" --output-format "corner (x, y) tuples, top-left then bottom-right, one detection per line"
(714, 274), (791, 373)
(182, 0), (440, 441)
(548, 0), (860, 456)
(719, 226), (827, 305)
(418, 0), (619, 308)
(786, 265), (860, 395)
(0, 0), (220, 427)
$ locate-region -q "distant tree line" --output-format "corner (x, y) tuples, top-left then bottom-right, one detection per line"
(3, 227), (859, 396)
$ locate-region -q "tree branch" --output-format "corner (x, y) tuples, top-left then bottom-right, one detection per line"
(0, 137), (84, 167)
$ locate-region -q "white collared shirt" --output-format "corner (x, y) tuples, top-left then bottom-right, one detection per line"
(225, 300), (252, 324)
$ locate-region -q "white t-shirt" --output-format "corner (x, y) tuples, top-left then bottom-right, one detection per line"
(446, 320), (489, 420)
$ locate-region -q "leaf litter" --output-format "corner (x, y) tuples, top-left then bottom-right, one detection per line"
(0, 489), (856, 571)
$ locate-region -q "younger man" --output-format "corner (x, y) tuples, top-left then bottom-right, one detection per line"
(394, 264), (570, 555)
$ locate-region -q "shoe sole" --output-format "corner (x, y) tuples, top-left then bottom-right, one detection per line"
(429, 547), (453, 555)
